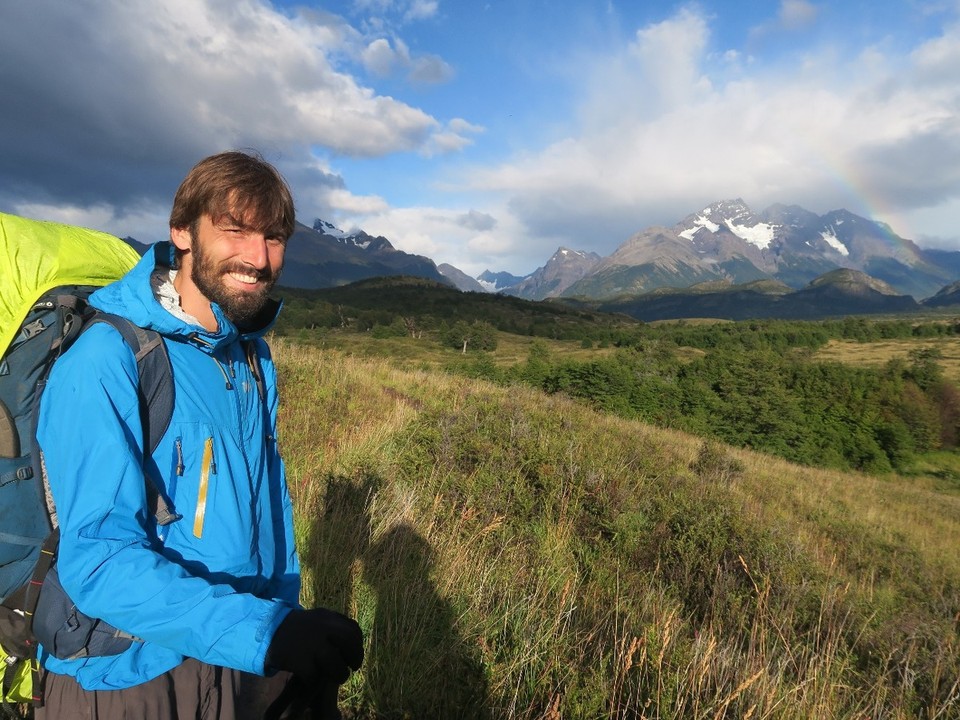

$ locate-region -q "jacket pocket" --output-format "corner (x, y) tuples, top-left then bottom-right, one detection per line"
(192, 437), (215, 539)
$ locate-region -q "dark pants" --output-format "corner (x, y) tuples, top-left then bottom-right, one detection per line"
(35, 658), (292, 720)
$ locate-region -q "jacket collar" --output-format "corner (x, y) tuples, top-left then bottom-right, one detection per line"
(90, 241), (282, 354)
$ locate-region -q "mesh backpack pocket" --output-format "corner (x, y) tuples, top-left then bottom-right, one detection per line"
(31, 566), (138, 660)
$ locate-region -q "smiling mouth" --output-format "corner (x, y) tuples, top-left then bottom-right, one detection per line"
(228, 270), (262, 286)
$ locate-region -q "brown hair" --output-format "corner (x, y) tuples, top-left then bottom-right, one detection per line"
(169, 150), (296, 241)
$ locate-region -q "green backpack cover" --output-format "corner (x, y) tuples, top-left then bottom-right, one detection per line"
(0, 212), (140, 358)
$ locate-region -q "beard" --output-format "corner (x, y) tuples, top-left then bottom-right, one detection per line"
(189, 236), (280, 327)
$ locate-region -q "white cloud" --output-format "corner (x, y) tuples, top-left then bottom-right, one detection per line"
(343, 202), (536, 276)
(449, 118), (486, 134)
(404, 0), (439, 22)
(625, 7), (713, 113)
(361, 38), (398, 76)
(408, 53), (455, 84)
(573, 7), (714, 140)
(325, 188), (392, 216)
(443, 6), (960, 260)
(353, 0), (396, 13)
(360, 35), (453, 84)
(420, 118), (485, 157)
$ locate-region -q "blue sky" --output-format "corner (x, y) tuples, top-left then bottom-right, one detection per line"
(2, 1), (959, 276)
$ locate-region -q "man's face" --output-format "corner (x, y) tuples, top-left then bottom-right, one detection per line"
(185, 213), (286, 326)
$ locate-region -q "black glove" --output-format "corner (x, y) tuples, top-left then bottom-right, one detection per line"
(266, 608), (364, 685)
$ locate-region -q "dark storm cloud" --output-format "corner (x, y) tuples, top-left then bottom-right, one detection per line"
(852, 125), (960, 210)
(0, 0), (453, 221)
(455, 210), (497, 232)
(0, 2), (210, 209)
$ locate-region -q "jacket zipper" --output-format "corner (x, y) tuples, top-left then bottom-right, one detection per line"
(175, 438), (185, 476)
(189, 333), (233, 390)
(193, 437), (216, 538)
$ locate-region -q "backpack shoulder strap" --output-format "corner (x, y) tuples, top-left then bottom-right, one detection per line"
(88, 313), (178, 526)
(243, 339), (267, 403)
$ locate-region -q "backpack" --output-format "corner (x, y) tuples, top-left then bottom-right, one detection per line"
(0, 212), (175, 715)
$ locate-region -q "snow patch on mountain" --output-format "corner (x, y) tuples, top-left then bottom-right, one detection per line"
(677, 201), (778, 249)
(679, 214), (720, 240)
(725, 219), (778, 250)
(558, 248), (594, 260)
(313, 218), (378, 248)
(820, 227), (849, 256)
(314, 219), (347, 238)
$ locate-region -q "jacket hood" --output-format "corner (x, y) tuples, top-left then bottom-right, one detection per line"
(89, 242), (281, 352)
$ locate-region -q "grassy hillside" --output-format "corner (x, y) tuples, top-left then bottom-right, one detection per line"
(275, 340), (960, 719)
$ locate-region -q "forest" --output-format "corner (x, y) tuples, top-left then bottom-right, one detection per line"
(503, 339), (953, 473)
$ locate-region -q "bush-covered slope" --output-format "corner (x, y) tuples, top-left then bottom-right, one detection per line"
(275, 276), (639, 342)
(276, 341), (960, 719)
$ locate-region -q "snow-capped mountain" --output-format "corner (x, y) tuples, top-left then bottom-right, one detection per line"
(498, 247), (602, 301)
(313, 218), (347, 238)
(276, 219), (448, 288)
(311, 218), (395, 253)
(679, 199), (780, 256)
(563, 199), (955, 300)
(672, 198), (907, 272)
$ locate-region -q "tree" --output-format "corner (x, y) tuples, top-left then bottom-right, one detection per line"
(403, 316), (424, 339)
(441, 321), (498, 353)
(906, 347), (944, 391)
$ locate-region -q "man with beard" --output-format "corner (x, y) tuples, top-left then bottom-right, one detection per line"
(34, 151), (363, 719)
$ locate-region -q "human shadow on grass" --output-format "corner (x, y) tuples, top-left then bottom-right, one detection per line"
(308, 476), (490, 720)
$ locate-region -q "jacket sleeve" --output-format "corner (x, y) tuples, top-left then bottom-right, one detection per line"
(37, 325), (290, 675)
(259, 342), (302, 606)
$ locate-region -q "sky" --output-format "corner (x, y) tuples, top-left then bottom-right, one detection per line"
(2, 0), (959, 277)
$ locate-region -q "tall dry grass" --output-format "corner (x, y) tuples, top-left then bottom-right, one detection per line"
(274, 339), (960, 719)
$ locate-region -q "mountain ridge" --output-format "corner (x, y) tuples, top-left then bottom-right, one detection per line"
(277, 219), (450, 289)
(551, 199), (953, 301)
(477, 200), (956, 302)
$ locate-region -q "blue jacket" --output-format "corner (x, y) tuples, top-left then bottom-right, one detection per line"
(36, 243), (300, 689)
